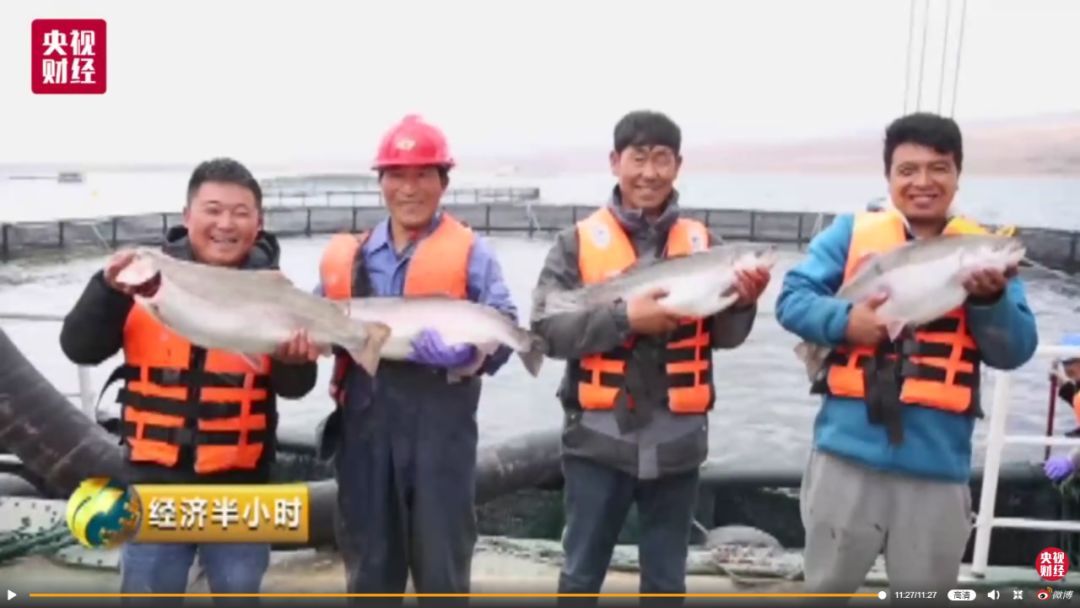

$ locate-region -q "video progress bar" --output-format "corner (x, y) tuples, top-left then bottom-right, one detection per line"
(28, 592), (884, 599)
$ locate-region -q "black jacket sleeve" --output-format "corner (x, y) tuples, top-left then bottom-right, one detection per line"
(1062, 381), (1078, 407)
(59, 270), (134, 365)
(530, 228), (632, 360)
(270, 361), (318, 399)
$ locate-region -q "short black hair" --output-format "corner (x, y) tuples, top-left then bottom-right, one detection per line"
(186, 157), (263, 209)
(613, 110), (682, 155)
(883, 112), (963, 174)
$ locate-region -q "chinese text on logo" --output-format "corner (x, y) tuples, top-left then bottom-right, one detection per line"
(1036, 547), (1069, 582)
(31, 19), (106, 94)
(134, 484), (308, 543)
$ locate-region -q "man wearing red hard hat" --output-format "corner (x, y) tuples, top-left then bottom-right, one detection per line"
(315, 115), (519, 598)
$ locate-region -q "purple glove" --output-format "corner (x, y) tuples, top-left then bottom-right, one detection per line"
(1045, 455), (1076, 482)
(408, 328), (477, 368)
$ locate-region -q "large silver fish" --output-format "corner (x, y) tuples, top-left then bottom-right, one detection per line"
(538, 244), (777, 319)
(114, 248), (391, 375)
(345, 296), (546, 379)
(794, 233), (1026, 381)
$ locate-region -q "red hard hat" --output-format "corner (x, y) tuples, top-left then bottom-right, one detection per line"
(372, 114), (455, 170)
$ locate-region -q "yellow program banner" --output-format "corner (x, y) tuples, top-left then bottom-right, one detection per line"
(130, 484), (309, 543)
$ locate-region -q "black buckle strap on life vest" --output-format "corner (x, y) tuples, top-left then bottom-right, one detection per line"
(149, 366), (269, 389)
(665, 320), (712, 387)
(666, 348), (698, 363)
(583, 336), (638, 388)
(809, 350), (846, 394)
(897, 360), (983, 419)
(667, 368), (711, 388)
(121, 421), (268, 446)
(899, 360), (977, 387)
(825, 348), (878, 370)
(917, 317), (962, 334)
(670, 323), (699, 342)
(862, 343), (905, 445)
(117, 389), (270, 420)
(102, 364), (268, 401)
(666, 324), (709, 362)
(811, 349), (872, 395)
(898, 340), (979, 363)
(597, 372), (622, 388)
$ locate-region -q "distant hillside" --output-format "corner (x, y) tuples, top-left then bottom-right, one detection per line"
(469, 113), (1080, 177)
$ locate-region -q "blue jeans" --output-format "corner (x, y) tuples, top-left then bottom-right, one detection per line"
(558, 456), (699, 606)
(120, 542), (269, 605)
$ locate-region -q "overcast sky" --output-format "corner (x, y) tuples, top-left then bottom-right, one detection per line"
(1, 0), (1078, 167)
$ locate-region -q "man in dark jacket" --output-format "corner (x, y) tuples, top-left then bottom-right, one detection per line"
(530, 111), (769, 603)
(59, 158), (319, 598)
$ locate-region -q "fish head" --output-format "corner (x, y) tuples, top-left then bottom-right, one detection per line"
(733, 245), (778, 272)
(958, 236), (1026, 276)
(114, 249), (163, 298)
(755, 244), (779, 269)
(995, 237), (1027, 267)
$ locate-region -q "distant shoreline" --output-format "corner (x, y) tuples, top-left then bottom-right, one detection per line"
(3, 163), (1079, 180)
(5, 112), (1080, 179)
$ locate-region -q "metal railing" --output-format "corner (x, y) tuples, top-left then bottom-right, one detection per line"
(971, 344), (1080, 577)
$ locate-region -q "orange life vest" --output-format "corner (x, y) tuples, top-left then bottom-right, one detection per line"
(822, 209), (986, 414)
(575, 207), (714, 414)
(1065, 382), (1080, 425)
(118, 305), (272, 474)
(319, 212), (474, 300)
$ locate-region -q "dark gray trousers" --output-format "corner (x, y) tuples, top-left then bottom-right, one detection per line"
(558, 455), (699, 606)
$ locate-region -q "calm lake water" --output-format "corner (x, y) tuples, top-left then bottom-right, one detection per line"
(2, 169), (1079, 229)
(0, 233), (1076, 471)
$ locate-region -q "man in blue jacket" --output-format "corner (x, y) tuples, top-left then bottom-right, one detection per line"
(775, 112), (1038, 594)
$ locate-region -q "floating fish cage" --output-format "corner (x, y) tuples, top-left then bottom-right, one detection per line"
(3, 202), (1078, 274)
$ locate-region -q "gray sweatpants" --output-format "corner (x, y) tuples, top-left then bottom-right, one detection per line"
(800, 449), (974, 595)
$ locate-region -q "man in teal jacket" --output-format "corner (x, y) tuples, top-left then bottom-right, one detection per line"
(775, 112), (1039, 594)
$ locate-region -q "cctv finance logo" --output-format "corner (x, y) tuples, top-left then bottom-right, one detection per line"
(31, 19), (106, 94)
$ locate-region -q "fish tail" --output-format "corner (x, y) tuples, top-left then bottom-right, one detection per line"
(758, 245), (779, 269)
(516, 331), (547, 377)
(346, 321), (391, 377)
(794, 341), (829, 383)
